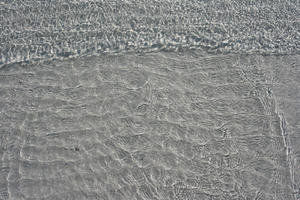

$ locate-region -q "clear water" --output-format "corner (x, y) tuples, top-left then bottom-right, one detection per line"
(0, 1), (299, 200)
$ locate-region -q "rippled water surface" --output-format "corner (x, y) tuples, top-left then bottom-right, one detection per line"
(0, 1), (299, 200)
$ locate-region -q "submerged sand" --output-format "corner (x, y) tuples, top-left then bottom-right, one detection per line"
(0, 52), (299, 200)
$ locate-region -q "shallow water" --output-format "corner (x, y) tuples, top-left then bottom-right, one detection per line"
(1, 0), (300, 200)
(0, 0), (299, 68)
(0, 53), (299, 200)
